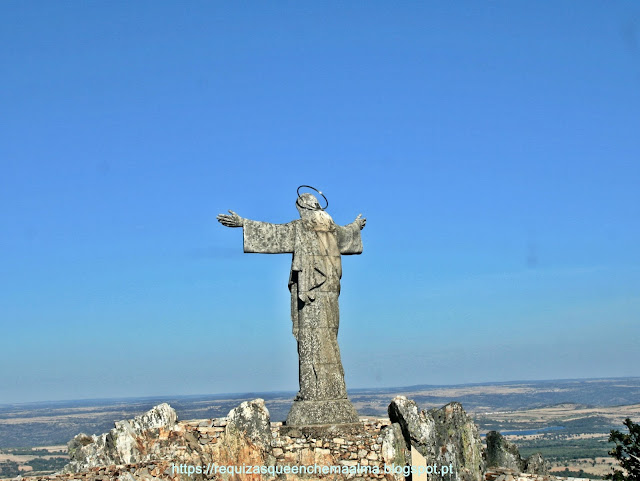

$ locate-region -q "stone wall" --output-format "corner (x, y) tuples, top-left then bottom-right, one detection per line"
(165, 415), (400, 479)
(270, 420), (392, 468)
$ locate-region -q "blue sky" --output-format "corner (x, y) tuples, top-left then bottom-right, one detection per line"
(1, 2), (639, 404)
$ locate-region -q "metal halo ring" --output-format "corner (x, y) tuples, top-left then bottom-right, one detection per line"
(296, 185), (328, 210)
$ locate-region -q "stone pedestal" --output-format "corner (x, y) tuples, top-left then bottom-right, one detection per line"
(286, 398), (359, 426)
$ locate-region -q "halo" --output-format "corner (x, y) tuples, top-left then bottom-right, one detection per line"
(296, 185), (328, 210)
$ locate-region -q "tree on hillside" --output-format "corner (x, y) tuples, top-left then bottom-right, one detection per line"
(605, 418), (640, 481)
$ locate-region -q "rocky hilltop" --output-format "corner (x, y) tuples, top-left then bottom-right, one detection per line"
(9, 396), (583, 481)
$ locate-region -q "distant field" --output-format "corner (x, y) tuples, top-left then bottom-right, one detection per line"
(0, 446), (67, 478)
(1, 377), (639, 478)
(473, 402), (640, 479)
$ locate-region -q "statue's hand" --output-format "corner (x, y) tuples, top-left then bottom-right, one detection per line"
(217, 210), (244, 228)
(354, 214), (366, 230)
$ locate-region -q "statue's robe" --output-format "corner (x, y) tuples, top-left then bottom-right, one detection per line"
(242, 218), (362, 424)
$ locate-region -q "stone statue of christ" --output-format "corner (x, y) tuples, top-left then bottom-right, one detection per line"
(217, 191), (366, 425)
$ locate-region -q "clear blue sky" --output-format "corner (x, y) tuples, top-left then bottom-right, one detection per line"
(1, 2), (639, 404)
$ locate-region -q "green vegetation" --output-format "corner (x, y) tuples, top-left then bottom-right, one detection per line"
(0, 447), (69, 477)
(475, 418), (547, 432)
(551, 468), (603, 479)
(0, 456), (68, 477)
(0, 460), (20, 478)
(27, 456), (69, 473)
(4, 447), (65, 456)
(605, 418), (640, 481)
(518, 437), (611, 462)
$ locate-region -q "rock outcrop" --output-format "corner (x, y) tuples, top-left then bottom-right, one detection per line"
(431, 402), (486, 481)
(63, 403), (178, 473)
(388, 395), (437, 458)
(388, 396), (485, 481)
(209, 399), (276, 477)
(486, 430), (525, 472)
(485, 430), (549, 475)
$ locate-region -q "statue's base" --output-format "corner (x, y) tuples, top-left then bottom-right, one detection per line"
(285, 399), (359, 426)
(280, 422), (364, 437)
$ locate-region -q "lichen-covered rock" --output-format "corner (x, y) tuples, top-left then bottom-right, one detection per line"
(209, 399), (276, 480)
(430, 402), (485, 481)
(67, 432), (94, 460)
(62, 403), (177, 473)
(388, 395), (437, 458)
(389, 397), (484, 481)
(485, 431), (549, 475)
(226, 398), (272, 448)
(485, 430), (526, 472)
(381, 422), (410, 480)
(524, 452), (549, 475)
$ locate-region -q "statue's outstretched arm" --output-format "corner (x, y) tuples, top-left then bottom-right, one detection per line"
(217, 210), (244, 228)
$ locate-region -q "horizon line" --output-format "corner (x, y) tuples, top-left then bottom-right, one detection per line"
(2, 375), (638, 408)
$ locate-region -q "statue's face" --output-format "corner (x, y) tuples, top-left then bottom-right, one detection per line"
(296, 193), (334, 226)
(296, 193), (321, 216)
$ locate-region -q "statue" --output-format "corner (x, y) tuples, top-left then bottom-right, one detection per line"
(217, 186), (366, 425)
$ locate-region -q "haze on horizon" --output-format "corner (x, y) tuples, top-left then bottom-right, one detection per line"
(1, 2), (638, 404)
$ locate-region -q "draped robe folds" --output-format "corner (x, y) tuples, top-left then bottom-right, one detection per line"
(242, 218), (362, 414)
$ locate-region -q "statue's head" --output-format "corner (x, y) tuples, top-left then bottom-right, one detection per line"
(296, 193), (322, 214)
(296, 193), (334, 226)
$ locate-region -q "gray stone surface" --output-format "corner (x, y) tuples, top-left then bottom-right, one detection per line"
(430, 402), (485, 481)
(486, 430), (548, 474)
(279, 421), (364, 438)
(388, 395), (437, 457)
(67, 433), (94, 460)
(225, 398), (271, 448)
(217, 192), (366, 426)
(381, 422), (411, 477)
(285, 399), (360, 426)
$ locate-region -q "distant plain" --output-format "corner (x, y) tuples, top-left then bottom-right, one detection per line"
(1, 377), (639, 478)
